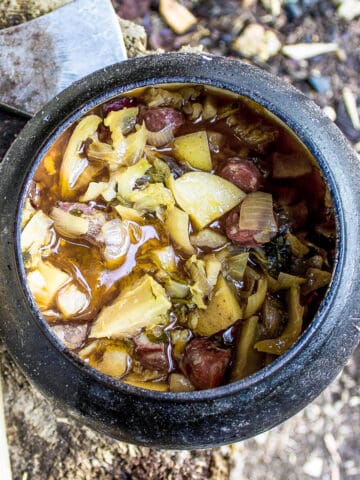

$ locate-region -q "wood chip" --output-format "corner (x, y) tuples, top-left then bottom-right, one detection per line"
(324, 432), (342, 464)
(282, 43), (338, 60)
(233, 24), (281, 61)
(323, 106), (336, 122)
(337, 0), (360, 21)
(261, 0), (282, 16)
(342, 87), (360, 130)
(303, 457), (324, 478)
(159, 0), (197, 35)
(0, 370), (12, 480)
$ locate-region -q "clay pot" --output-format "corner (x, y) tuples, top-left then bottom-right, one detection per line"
(0, 53), (359, 448)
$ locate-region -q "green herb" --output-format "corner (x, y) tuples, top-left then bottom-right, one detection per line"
(264, 234), (292, 277)
(22, 250), (32, 265)
(146, 332), (168, 344)
(70, 209), (83, 217)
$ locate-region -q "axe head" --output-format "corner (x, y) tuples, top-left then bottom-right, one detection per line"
(0, 0), (127, 115)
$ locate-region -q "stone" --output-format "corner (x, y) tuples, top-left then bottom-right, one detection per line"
(337, 0), (360, 21)
(302, 457), (324, 478)
(232, 24), (281, 62)
(308, 75), (331, 93)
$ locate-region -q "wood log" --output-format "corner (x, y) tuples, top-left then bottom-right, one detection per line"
(0, 0), (71, 29)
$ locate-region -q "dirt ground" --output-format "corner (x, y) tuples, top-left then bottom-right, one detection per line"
(0, 1), (359, 479)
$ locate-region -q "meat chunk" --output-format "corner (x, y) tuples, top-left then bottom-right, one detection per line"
(182, 338), (231, 390)
(27, 180), (41, 208)
(133, 332), (169, 371)
(142, 107), (184, 132)
(57, 202), (96, 216)
(57, 202), (107, 243)
(103, 96), (137, 116)
(225, 208), (259, 247)
(52, 323), (88, 350)
(219, 158), (262, 193)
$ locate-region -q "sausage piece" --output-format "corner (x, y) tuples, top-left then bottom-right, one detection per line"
(225, 208), (259, 247)
(219, 158), (262, 193)
(142, 107), (184, 132)
(133, 332), (169, 371)
(57, 201), (96, 216)
(182, 338), (231, 390)
(103, 97), (137, 116)
(52, 323), (88, 350)
(57, 202), (107, 243)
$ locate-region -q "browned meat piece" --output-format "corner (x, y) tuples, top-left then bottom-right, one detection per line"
(219, 158), (262, 193)
(133, 332), (169, 371)
(57, 202), (96, 216)
(225, 208), (259, 247)
(282, 201), (308, 230)
(103, 96), (137, 115)
(142, 107), (184, 132)
(52, 323), (88, 350)
(57, 202), (107, 243)
(182, 338), (231, 390)
(227, 114), (279, 153)
(27, 180), (41, 208)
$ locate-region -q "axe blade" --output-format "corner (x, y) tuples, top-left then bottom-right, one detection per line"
(0, 0), (127, 115)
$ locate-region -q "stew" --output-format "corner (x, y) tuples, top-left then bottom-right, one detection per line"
(21, 84), (336, 391)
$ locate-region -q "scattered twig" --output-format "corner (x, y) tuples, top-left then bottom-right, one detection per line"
(282, 42), (338, 60)
(159, 0), (197, 35)
(342, 87), (360, 130)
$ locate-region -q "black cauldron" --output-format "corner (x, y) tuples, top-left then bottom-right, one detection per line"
(0, 53), (359, 449)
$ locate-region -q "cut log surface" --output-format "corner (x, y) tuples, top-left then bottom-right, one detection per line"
(0, 0), (71, 29)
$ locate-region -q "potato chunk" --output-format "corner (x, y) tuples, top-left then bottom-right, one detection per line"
(173, 131), (212, 171)
(90, 275), (171, 338)
(169, 172), (245, 229)
(56, 283), (89, 319)
(190, 228), (228, 249)
(27, 261), (70, 309)
(169, 373), (195, 392)
(96, 348), (129, 377)
(193, 275), (242, 336)
(21, 210), (53, 257)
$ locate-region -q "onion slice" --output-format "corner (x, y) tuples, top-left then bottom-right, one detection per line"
(146, 125), (174, 147)
(101, 219), (130, 267)
(239, 192), (277, 243)
(50, 207), (89, 238)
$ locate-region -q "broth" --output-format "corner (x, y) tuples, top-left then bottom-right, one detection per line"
(21, 84), (335, 391)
